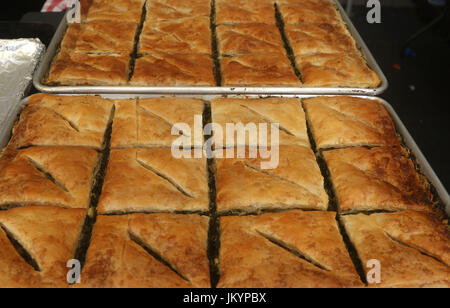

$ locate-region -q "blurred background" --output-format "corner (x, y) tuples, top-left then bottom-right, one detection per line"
(0, 0), (449, 190)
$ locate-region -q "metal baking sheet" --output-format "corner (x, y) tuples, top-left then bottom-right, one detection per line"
(33, 1), (388, 95)
(1, 94), (447, 216)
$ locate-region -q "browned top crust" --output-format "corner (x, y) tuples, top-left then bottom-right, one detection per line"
(303, 96), (400, 149)
(79, 213), (210, 288)
(216, 0), (276, 25)
(221, 53), (301, 86)
(211, 97), (310, 148)
(80, 0), (145, 23)
(0, 206), (86, 288)
(323, 147), (433, 213)
(285, 23), (356, 56)
(215, 146), (328, 213)
(130, 52), (215, 86)
(0, 146), (98, 209)
(277, 0), (342, 25)
(111, 98), (205, 148)
(218, 210), (363, 288)
(341, 211), (450, 288)
(145, 0), (211, 23)
(217, 23), (285, 56)
(61, 20), (138, 54)
(47, 51), (129, 86)
(139, 17), (211, 55)
(10, 94), (113, 150)
(296, 53), (381, 88)
(98, 148), (209, 214)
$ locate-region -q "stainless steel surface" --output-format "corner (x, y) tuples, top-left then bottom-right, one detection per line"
(2, 94), (447, 215)
(33, 1), (388, 95)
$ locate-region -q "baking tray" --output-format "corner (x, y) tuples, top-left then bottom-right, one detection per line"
(32, 0), (388, 95)
(1, 94), (447, 216)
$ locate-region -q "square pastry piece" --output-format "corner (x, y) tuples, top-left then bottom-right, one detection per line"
(216, 0), (276, 25)
(61, 20), (138, 54)
(323, 147), (433, 213)
(80, 0), (145, 23)
(130, 52), (215, 86)
(215, 146), (328, 214)
(111, 98), (205, 148)
(218, 210), (363, 288)
(139, 17), (211, 54)
(303, 96), (400, 149)
(341, 211), (450, 288)
(217, 23), (285, 56)
(0, 147), (99, 209)
(79, 213), (210, 287)
(145, 0), (211, 23)
(211, 98), (309, 148)
(47, 51), (130, 86)
(296, 53), (381, 88)
(10, 94), (114, 150)
(0, 206), (86, 288)
(98, 148), (209, 214)
(221, 53), (301, 86)
(277, 0), (342, 25)
(285, 23), (356, 56)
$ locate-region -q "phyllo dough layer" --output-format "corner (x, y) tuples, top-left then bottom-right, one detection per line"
(79, 213), (210, 287)
(61, 20), (138, 54)
(80, 0), (145, 23)
(111, 98), (205, 148)
(211, 97), (309, 148)
(10, 94), (114, 150)
(0, 147), (99, 209)
(221, 53), (301, 86)
(215, 146), (328, 213)
(341, 211), (450, 288)
(130, 52), (215, 86)
(218, 210), (363, 288)
(215, 0), (276, 25)
(303, 96), (399, 149)
(47, 51), (130, 86)
(98, 148), (209, 214)
(323, 147), (433, 213)
(0, 206), (86, 287)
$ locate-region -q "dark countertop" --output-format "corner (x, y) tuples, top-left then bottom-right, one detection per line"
(0, 6), (448, 192)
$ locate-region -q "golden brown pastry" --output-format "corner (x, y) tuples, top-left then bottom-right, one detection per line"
(10, 94), (114, 150)
(139, 17), (211, 55)
(79, 213), (210, 287)
(218, 210), (363, 288)
(61, 20), (138, 54)
(216, 0), (276, 24)
(0, 147), (99, 209)
(303, 96), (400, 149)
(217, 23), (285, 56)
(277, 0), (342, 25)
(341, 211), (450, 287)
(296, 53), (381, 88)
(215, 146), (328, 213)
(211, 97), (310, 148)
(221, 53), (301, 86)
(285, 23), (356, 56)
(47, 51), (130, 86)
(145, 0), (211, 23)
(98, 148), (209, 214)
(323, 147), (433, 213)
(130, 52), (215, 86)
(111, 98), (204, 148)
(0, 206), (86, 288)
(80, 0), (145, 23)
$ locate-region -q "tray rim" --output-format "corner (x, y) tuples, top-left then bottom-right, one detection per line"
(32, 0), (389, 95)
